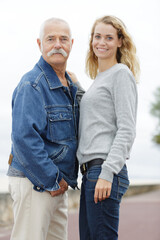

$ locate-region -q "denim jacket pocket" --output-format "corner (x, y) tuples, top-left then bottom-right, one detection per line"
(50, 145), (68, 164)
(48, 111), (74, 142)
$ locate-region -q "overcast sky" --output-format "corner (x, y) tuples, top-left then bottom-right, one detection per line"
(0, 0), (160, 181)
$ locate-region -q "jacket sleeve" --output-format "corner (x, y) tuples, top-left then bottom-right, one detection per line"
(12, 82), (62, 192)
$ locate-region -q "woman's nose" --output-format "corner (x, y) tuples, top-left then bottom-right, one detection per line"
(99, 37), (106, 45)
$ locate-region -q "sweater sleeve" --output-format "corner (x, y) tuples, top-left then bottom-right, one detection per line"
(74, 81), (85, 105)
(99, 69), (138, 183)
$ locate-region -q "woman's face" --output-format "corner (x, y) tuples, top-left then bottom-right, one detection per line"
(92, 22), (122, 62)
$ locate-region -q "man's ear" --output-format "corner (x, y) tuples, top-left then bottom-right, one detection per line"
(70, 38), (74, 49)
(37, 39), (42, 52)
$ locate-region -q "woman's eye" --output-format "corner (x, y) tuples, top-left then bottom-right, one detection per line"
(95, 35), (101, 39)
(107, 37), (113, 40)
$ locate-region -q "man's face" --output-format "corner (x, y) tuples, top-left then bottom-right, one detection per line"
(38, 21), (73, 68)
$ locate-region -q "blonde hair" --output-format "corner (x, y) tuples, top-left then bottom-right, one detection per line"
(86, 15), (140, 82)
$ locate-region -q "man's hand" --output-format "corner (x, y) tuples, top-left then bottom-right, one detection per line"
(94, 178), (112, 204)
(49, 178), (68, 197)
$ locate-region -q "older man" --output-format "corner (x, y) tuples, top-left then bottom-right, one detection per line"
(7, 18), (84, 240)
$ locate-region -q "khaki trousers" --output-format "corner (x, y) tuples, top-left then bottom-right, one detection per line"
(8, 176), (68, 240)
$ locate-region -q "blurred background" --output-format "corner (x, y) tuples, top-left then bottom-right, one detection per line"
(0, 0), (160, 239)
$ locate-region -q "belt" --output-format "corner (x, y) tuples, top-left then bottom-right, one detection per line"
(80, 159), (104, 175)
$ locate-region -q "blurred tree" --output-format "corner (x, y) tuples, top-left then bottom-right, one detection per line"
(150, 87), (160, 144)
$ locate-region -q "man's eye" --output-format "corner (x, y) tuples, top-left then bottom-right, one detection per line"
(62, 38), (68, 41)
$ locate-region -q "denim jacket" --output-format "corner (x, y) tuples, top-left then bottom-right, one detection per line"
(9, 56), (81, 192)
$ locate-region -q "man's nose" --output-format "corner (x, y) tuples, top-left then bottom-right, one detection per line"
(54, 39), (61, 48)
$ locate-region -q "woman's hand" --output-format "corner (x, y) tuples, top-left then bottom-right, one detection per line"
(67, 71), (78, 83)
(94, 178), (112, 204)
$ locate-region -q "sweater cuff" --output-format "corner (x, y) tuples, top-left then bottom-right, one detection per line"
(99, 166), (114, 183)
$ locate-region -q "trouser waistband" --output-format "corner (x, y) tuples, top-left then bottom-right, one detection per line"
(80, 159), (104, 175)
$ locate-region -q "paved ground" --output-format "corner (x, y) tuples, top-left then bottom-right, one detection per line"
(118, 189), (160, 240)
(1, 189), (160, 240)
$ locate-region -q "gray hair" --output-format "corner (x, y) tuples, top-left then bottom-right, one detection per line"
(39, 18), (72, 41)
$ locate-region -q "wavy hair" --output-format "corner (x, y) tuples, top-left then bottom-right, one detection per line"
(86, 16), (140, 82)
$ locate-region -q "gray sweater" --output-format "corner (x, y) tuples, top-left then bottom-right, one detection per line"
(77, 63), (138, 183)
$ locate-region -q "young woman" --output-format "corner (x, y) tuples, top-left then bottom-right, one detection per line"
(76, 16), (140, 240)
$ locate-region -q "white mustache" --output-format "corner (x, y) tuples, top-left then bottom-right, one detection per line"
(47, 48), (68, 57)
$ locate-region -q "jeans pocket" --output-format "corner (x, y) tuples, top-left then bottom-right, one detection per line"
(117, 176), (129, 201)
(86, 166), (101, 182)
(85, 166), (101, 201)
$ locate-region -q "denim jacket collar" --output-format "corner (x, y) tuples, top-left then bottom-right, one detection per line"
(37, 56), (73, 90)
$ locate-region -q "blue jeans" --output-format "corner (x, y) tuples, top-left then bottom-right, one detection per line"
(79, 164), (129, 240)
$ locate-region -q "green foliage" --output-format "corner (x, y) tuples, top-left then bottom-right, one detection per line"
(150, 87), (160, 118)
(152, 134), (160, 144)
(150, 87), (160, 145)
